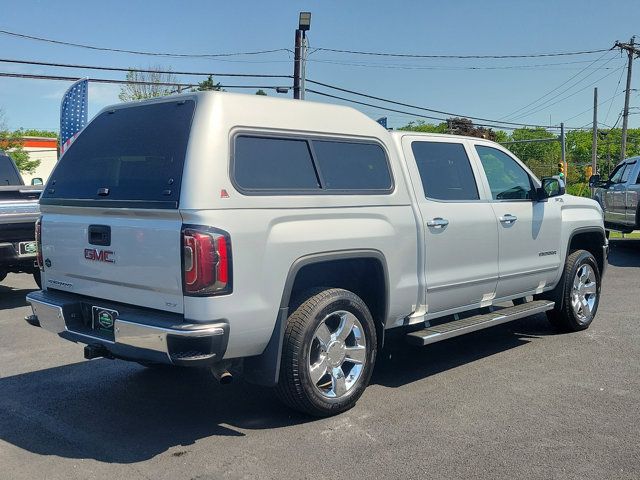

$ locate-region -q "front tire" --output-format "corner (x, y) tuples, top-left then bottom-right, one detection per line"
(547, 249), (601, 332)
(276, 288), (377, 417)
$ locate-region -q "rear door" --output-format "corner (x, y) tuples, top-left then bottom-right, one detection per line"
(39, 99), (196, 313)
(472, 143), (561, 298)
(402, 136), (499, 315)
(618, 161), (636, 226)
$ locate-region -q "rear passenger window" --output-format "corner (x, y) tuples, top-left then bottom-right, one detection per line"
(411, 141), (479, 201)
(233, 135), (393, 193)
(234, 136), (319, 190)
(312, 140), (392, 190)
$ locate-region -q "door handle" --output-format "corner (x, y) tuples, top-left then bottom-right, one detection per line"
(499, 214), (518, 225)
(427, 217), (449, 228)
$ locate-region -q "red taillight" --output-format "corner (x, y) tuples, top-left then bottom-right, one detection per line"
(35, 217), (43, 271)
(182, 226), (232, 296)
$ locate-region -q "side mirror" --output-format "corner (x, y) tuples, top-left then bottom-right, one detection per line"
(537, 176), (565, 200)
(588, 174), (601, 188)
(30, 178), (43, 186)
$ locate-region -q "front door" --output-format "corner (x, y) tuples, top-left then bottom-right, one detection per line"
(403, 137), (499, 315)
(604, 163), (628, 224)
(472, 144), (562, 298)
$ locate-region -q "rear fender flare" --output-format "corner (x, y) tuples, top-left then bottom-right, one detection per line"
(243, 249), (389, 387)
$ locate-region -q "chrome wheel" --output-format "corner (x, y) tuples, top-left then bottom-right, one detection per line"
(308, 310), (367, 399)
(571, 263), (598, 323)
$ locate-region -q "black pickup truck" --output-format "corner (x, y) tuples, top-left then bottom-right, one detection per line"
(0, 151), (42, 287)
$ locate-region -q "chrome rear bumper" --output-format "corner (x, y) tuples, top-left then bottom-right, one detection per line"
(26, 290), (228, 366)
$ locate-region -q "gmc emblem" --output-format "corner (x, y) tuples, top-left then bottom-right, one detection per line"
(84, 248), (115, 263)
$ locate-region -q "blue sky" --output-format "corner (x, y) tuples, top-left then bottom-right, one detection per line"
(1, 0), (639, 133)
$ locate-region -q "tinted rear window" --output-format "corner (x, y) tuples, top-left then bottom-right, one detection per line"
(41, 100), (195, 208)
(234, 136), (320, 190)
(313, 140), (392, 190)
(233, 135), (392, 193)
(0, 155), (22, 185)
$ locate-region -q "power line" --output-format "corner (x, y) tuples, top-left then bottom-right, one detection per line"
(509, 63), (626, 120)
(0, 71), (291, 90)
(306, 78), (562, 129)
(0, 29), (290, 58)
(603, 65), (627, 126)
(306, 88), (560, 131)
(499, 49), (616, 120)
(0, 58), (293, 79)
(561, 89), (626, 123)
(314, 46), (612, 59)
(1, 56), (568, 129)
(306, 57), (621, 71)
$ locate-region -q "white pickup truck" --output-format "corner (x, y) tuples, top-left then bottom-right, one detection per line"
(26, 92), (608, 416)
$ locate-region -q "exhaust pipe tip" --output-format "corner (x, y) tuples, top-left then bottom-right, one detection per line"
(218, 371), (233, 385)
(211, 364), (234, 385)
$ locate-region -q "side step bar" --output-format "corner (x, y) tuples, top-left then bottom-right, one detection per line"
(406, 300), (555, 346)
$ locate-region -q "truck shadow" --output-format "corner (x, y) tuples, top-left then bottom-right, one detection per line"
(0, 314), (553, 464)
(608, 239), (640, 267)
(373, 314), (551, 388)
(0, 284), (37, 309)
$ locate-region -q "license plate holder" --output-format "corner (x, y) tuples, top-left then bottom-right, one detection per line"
(18, 241), (37, 256)
(92, 306), (118, 335)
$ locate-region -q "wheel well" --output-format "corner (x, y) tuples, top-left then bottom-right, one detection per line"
(569, 231), (605, 274)
(288, 257), (387, 347)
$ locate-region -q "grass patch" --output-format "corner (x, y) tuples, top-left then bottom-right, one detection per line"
(609, 231), (640, 239)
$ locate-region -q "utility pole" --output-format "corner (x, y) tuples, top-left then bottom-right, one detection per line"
(293, 12), (311, 100)
(616, 36), (639, 161)
(591, 87), (598, 174)
(292, 29), (302, 100)
(561, 122), (567, 181)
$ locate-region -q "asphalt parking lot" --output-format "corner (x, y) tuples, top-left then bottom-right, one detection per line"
(1, 240), (639, 480)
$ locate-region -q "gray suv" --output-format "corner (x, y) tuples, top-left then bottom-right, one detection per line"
(590, 157), (640, 234)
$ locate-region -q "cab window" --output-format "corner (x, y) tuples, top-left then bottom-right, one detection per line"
(609, 164), (627, 184)
(475, 145), (534, 200)
(621, 163), (634, 183)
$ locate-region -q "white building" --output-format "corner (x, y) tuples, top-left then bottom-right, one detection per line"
(21, 136), (58, 184)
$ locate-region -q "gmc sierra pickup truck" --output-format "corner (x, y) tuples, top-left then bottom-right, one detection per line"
(0, 151), (42, 287)
(590, 157), (640, 234)
(26, 93), (608, 416)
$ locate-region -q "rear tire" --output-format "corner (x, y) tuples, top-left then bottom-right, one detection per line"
(546, 249), (601, 332)
(276, 288), (377, 417)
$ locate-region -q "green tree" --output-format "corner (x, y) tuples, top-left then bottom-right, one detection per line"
(400, 118), (499, 140)
(399, 120), (448, 134)
(503, 127), (560, 178)
(197, 75), (224, 91)
(255, 89), (267, 96)
(119, 66), (179, 101)
(0, 110), (40, 173)
(17, 129), (58, 138)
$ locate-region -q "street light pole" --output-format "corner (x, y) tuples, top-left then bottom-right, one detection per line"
(293, 12), (311, 100)
(300, 31), (308, 100)
(293, 29), (302, 100)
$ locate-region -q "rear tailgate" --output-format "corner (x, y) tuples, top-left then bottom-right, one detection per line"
(38, 97), (196, 314)
(42, 208), (183, 313)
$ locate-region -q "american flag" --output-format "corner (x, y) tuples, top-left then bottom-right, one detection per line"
(59, 78), (88, 155)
